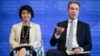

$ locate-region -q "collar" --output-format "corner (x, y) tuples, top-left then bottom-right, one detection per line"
(68, 18), (78, 23)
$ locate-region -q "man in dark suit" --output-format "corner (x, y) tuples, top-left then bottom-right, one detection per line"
(46, 1), (92, 56)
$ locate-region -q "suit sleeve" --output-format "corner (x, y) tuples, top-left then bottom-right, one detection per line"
(50, 28), (58, 46)
(50, 23), (61, 46)
(9, 25), (19, 49)
(82, 24), (92, 51)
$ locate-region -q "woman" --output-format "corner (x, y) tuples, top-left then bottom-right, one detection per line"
(9, 5), (42, 56)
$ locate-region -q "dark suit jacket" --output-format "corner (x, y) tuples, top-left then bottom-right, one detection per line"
(50, 20), (92, 52)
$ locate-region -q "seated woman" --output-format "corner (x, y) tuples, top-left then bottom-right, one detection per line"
(9, 5), (42, 56)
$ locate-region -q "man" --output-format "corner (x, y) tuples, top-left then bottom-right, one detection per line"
(46, 1), (92, 56)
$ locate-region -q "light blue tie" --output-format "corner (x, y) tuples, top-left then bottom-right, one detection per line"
(67, 21), (74, 51)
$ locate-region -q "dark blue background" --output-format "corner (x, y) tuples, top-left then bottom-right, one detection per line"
(0, 0), (100, 56)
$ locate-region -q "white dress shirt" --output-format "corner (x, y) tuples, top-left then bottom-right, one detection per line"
(66, 18), (78, 49)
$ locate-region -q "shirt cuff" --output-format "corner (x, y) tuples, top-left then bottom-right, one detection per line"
(80, 47), (84, 52)
(55, 34), (60, 39)
(66, 50), (75, 55)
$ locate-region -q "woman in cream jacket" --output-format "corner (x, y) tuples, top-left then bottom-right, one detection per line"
(9, 5), (42, 56)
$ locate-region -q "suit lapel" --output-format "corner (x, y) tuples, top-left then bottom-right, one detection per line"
(76, 21), (81, 45)
(29, 23), (32, 42)
(64, 20), (68, 33)
(29, 22), (35, 42)
(17, 22), (23, 42)
(60, 20), (68, 40)
(76, 21), (81, 37)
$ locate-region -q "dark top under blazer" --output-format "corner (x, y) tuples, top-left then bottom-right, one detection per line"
(50, 20), (92, 52)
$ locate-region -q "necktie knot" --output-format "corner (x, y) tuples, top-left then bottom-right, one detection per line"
(70, 21), (74, 24)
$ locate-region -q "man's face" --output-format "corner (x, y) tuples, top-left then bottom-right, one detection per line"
(68, 3), (80, 20)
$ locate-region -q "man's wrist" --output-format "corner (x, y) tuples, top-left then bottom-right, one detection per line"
(55, 33), (60, 39)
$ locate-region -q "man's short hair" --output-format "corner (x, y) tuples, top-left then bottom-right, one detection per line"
(68, 1), (80, 9)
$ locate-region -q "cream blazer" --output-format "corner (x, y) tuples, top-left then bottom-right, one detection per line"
(9, 22), (41, 49)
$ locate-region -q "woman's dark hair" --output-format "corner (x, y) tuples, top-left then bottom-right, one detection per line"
(19, 5), (34, 20)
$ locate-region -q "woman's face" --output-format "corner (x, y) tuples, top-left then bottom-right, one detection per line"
(21, 10), (31, 22)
